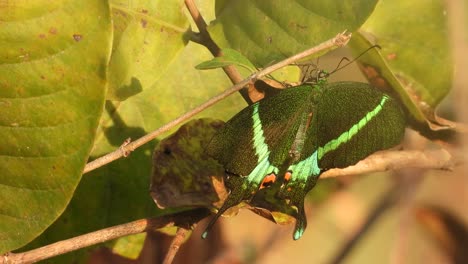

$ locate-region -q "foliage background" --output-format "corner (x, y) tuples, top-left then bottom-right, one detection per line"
(0, 0), (467, 263)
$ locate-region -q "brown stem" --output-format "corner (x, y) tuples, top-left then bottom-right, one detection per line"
(162, 227), (191, 264)
(2, 209), (210, 264)
(327, 169), (425, 264)
(184, 0), (250, 103)
(321, 148), (453, 179)
(326, 183), (399, 264)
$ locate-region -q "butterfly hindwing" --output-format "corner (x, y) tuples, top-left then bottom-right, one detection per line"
(316, 82), (406, 170)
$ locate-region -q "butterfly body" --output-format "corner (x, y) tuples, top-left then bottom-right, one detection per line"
(203, 81), (405, 240)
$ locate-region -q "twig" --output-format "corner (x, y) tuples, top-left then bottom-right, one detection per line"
(162, 227), (191, 264)
(184, 0), (218, 56)
(327, 169), (425, 264)
(2, 209), (210, 264)
(83, 32), (352, 174)
(326, 182), (400, 264)
(321, 148), (453, 179)
(390, 169), (425, 263)
(184, 0), (249, 102)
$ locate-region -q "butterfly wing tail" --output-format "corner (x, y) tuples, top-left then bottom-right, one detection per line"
(202, 177), (252, 239)
(278, 186), (309, 240)
(279, 173), (319, 240)
(201, 206), (229, 239)
(293, 202), (307, 240)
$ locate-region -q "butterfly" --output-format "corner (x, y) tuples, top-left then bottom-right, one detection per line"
(202, 77), (406, 240)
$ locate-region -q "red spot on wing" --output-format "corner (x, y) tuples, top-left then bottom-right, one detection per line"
(259, 173), (277, 189)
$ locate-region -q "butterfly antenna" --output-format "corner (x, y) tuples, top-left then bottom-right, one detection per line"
(331, 57), (351, 73)
(328, 44), (381, 75)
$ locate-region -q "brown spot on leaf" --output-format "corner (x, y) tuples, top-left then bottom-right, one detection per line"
(73, 34), (83, 42)
(359, 63), (391, 91)
(387, 53), (397, 60)
(38, 33), (46, 39)
(140, 19), (147, 28)
(49, 27), (57, 35)
(290, 22), (307, 30)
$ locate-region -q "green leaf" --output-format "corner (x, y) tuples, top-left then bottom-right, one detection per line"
(349, 33), (427, 124)
(93, 41), (245, 157)
(0, 0), (112, 253)
(195, 48), (257, 72)
(20, 4), (245, 262)
(208, 0), (378, 66)
(348, 0), (453, 133)
(21, 132), (160, 263)
(107, 0), (190, 101)
(111, 233), (147, 260)
(361, 0), (452, 108)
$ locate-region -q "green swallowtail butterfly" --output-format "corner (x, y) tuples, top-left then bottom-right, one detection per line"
(202, 78), (406, 240)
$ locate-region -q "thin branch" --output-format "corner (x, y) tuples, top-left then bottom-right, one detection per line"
(326, 181), (400, 264)
(83, 32), (352, 174)
(184, 0), (249, 102)
(162, 227), (191, 264)
(2, 209), (210, 264)
(184, 0), (215, 53)
(390, 169), (425, 263)
(327, 169), (425, 264)
(321, 148), (453, 179)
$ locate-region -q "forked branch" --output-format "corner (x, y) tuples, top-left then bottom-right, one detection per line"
(1, 209), (209, 264)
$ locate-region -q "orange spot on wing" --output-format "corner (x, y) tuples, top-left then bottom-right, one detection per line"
(284, 172), (292, 182)
(260, 173), (277, 189)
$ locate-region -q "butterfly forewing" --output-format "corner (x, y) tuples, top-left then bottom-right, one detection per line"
(206, 85), (315, 177)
